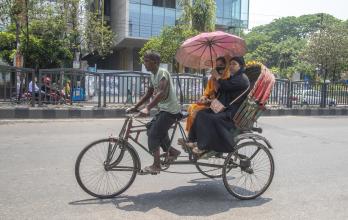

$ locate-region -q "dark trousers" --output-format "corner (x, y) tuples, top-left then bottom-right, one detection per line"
(146, 111), (180, 154)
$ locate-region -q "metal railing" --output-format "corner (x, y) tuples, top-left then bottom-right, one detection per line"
(39, 68), (101, 107)
(1, 65), (348, 108)
(100, 71), (203, 106)
(0, 65), (36, 106)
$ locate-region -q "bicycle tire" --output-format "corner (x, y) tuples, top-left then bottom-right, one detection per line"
(222, 141), (274, 200)
(195, 152), (230, 178)
(75, 138), (139, 199)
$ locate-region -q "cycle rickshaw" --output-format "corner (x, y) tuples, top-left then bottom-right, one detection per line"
(75, 62), (275, 200)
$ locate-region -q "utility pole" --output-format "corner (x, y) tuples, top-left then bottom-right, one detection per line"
(24, 0), (29, 67)
(318, 13), (327, 108)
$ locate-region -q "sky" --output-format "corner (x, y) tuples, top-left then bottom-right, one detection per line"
(248, 0), (348, 29)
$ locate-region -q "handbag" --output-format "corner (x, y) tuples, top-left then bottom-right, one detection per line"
(210, 98), (226, 113)
(210, 85), (250, 114)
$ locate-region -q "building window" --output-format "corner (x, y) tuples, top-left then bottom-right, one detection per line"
(129, 3), (141, 37)
(153, 0), (176, 9)
(152, 6), (164, 36)
(141, 0), (152, 5)
(164, 8), (176, 26)
(140, 4), (152, 38)
(104, 0), (111, 16)
(215, 0), (248, 29)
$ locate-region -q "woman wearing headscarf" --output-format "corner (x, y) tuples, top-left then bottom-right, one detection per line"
(185, 56), (230, 132)
(184, 56), (250, 154)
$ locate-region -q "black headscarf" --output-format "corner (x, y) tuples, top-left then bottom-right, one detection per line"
(230, 56), (245, 67)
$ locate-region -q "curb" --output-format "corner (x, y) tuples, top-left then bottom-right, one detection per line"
(0, 107), (347, 119)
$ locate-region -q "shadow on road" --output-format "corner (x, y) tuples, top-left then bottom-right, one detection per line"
(70, 178), (271, 216)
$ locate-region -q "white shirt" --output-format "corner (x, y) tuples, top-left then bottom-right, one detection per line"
(29, 81), (40, 93)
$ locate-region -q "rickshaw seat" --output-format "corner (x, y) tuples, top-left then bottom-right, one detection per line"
(233, 64), (275, 131)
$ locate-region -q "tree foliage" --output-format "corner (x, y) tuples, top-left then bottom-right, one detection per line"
(245, 14), (348, 80)
(140, 0), (215, 69)
(0, 31), (16, 64)
(0, 0), (116, 68)
(139, 25), (198, 66)
(179, 0), (216, 32)
(304, 21), (348, 81)
(84, 12), (115, 58)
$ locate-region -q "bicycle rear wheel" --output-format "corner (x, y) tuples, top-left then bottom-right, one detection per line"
(223, 141), (274, 200)
(75, 138), (138, 198)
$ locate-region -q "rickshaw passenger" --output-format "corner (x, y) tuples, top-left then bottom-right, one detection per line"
(185, 57), (250, 154)
(185, 56), (230, 132)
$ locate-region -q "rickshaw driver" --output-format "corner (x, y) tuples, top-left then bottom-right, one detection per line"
(126, 51), (182, 174)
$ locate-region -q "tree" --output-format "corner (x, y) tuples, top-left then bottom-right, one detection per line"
(0, 31), (16, 64)
(0, 0), (116, 67)
(139, 25), (198, 71)
(244, 14), (345, 80)
(178, 0), (216, 32)
(83, 11), (115, 58)
(139, 0), (215, 71)
(304, 22), (348, 81)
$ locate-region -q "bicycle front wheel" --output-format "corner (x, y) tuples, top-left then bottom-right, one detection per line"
(75, 138), (138, 199)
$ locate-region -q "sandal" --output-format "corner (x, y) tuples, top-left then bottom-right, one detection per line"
(178, 138), (197, 149)
(177, 138), (186, 146)
(192, 147), (207, 156)
(186, 142), (197, 149)
(139, 165), (161, 175)
(160, 151), (181, 162)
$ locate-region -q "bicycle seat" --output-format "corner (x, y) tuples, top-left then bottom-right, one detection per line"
(177, 111), (189, 121)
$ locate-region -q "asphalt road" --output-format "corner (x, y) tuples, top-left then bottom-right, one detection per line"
(1, 116), (348, 220)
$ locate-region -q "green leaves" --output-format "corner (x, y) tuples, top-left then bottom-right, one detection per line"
(84, 12), (116, 58)
(139, 25), (198, 65)
(304, 21), (348, 81)
(140, 0), (215, 70)
(178, 0), (216, 32)
(245, 14), (348, 80)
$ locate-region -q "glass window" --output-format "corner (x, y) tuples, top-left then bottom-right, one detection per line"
(129, 3), (141, 37)
(164, 8), (176, 26)
(241, 0), (249, 27)
(152, 6), (164, 36)
(153, 0), (163, 7)
(175, 9), (183, 21)
(223, 18), (231, 26)
(216, 0), (223, 17)
(130, 0), (141, 3)
(164, 0), (175, 8)
(224, 0), (233, 18)
(176, 0), (182, 9)
(140, 4), (152, 38)
(104, 0), (111, 16)
(232, 0), (241, 19)
(216, 17), (223, 25)
(141, 0), (152, 5)
(152, 0), (175, 8)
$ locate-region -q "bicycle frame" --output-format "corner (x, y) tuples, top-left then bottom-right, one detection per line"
(112, 115), (229, 169)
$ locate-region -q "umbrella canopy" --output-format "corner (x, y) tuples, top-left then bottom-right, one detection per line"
(175, 31), (247, 69)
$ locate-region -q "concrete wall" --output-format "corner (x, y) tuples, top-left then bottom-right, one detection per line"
(111, 0), (128, 45)
(96, 48), (133, 70)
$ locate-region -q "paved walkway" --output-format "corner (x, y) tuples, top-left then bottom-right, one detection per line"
(0, 103), (347, 119)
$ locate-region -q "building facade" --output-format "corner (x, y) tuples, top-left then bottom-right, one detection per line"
(86, 0), (249, 71)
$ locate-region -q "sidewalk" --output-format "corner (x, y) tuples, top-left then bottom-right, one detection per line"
(1, 103), (347, 119)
